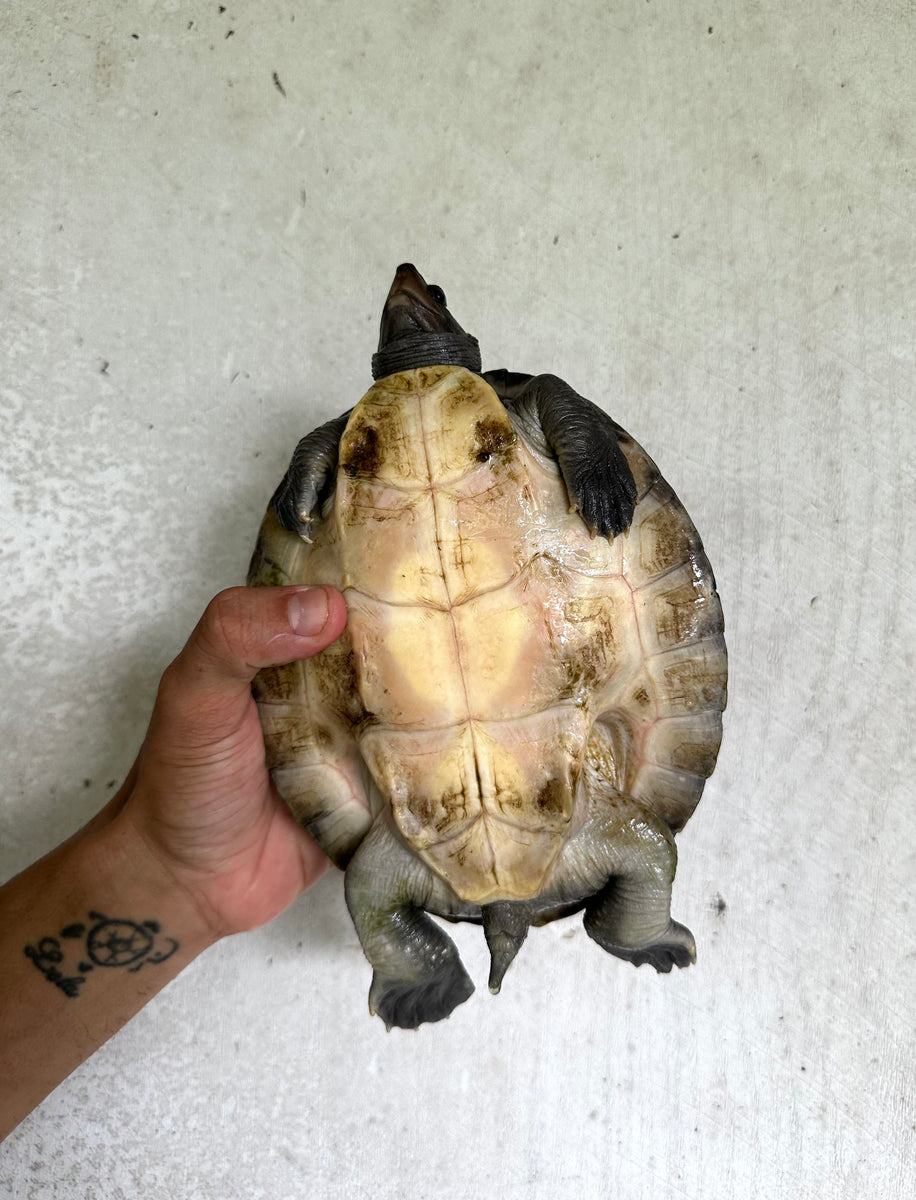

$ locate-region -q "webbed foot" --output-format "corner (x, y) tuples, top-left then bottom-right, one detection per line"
(369, 956), (475, 1030)
(585, 916), (696, 973)
(346, 812), (477, 1029)
(569, 452), (639, 539)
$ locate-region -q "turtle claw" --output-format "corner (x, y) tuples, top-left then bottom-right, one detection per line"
(295, 511), (315, 543)
(572, 456), (638, 539)
(272, 475), (319, 538)
(588, 918), (697, 973)
(369, 958), (475, 1030)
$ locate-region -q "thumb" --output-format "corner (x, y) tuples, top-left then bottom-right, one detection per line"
(154, 585), (347, 743)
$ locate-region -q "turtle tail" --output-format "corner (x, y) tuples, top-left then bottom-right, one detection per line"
(481, 901), (532, 994)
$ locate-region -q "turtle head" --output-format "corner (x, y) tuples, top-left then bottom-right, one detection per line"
(371, 263), (481, 380)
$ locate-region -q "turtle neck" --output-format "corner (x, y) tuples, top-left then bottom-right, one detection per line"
(371, 331), (481, 380)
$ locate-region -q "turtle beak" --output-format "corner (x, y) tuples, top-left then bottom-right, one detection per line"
(378, 263), (464, 347)
(389, 262), (428, 303)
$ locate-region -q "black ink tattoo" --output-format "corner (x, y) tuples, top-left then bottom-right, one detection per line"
(24, 912), (179, 998)
(24, 938), (84, 998)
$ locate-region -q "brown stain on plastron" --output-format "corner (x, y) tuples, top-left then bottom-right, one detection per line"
(405, 786), (468, 844)
(536, 777), (566, 815)
(495, 783), (523, 813)
(474, 417), (517, 462)
(341, 424), (381, 477)
(343, 401), (418, 483)
(408, 792), (436, 826)
(557, 597), (618, 697)
(310, 644), (365, 730)
(252, 661), (302, 707)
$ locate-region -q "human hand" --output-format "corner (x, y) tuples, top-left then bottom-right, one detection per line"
(111, 585), (347, 940)
(0, 585), (346, 1138)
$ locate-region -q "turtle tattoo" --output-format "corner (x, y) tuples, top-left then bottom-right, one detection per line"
(248, 264), (727, 1029)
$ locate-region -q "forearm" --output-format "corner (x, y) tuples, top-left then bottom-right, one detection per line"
(0, 585), (346, 1141)
(0, 806), (217, 1140)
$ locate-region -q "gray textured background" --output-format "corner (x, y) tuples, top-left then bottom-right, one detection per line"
(2, 2), (914, 1197)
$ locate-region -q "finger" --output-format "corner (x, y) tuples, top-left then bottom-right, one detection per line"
(156, 585), (347, 737)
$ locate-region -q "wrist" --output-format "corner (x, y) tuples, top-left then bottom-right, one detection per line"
(0, 803), (219, 1140)
(79, 811), (222, 961)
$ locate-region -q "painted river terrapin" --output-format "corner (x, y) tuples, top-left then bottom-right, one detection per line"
(248, 264), (727, 1029)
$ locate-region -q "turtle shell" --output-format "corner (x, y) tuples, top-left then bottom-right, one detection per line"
(249, 365), (726, 905)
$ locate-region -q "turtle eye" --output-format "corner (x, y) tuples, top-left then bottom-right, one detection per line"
(427, 284), (447, 307)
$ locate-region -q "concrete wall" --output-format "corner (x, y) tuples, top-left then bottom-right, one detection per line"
(2, 2), (913, 1196)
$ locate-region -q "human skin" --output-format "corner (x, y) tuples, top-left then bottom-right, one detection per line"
(0, 584), (347, 1141)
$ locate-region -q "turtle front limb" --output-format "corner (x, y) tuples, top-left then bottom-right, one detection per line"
(344, 813), (474, 1029)
(482, 369), (637, 537)
(271, 408), (352, 538)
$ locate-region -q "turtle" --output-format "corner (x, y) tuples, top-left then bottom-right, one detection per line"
(247, 263), (727, 1030)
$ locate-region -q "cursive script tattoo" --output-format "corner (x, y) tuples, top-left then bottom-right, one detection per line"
(24, 911), (179, 998)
